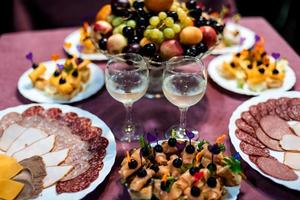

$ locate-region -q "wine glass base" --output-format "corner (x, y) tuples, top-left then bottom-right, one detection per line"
(164, 125), (199, 139)
(144, 92), (164, 99)
(114, 122), (144, 142)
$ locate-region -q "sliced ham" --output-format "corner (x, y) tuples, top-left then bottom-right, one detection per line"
(260, 115), (293, 140)
(6, 128), (48, 156)
(42, 149), (69, 167)
(13, 135), (56, 161)
(289, 122), (300, 136)
(256, 128), (283, 151)
(280, 134), (300, 151)
(43, 166), (73, 188)
(257, 157), (298, 180)
(284, 152), (300, 170)
(0, 124), (26, 151)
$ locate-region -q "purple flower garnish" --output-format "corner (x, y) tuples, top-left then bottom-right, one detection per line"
(239, 37), (246, 45)
(233, 152), (241, 160)
(271, 52), (280, 60)
(57, 64), (64, 71)
(186, 130), (195, 140)
(147, 132), (157, 143)
(26, 52), (33, 63)
(255, 34), (260, 43)
(176, 141), (186, 152)
(76, 44), (83, 52)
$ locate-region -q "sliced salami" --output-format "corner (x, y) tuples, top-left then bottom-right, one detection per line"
(235, 129), (265, 148)
(265, 99), (277, 116)
(240, 141), (269, 157)
(275, 106), (290, 121)
(79, 126), (101, 141)
(255, 128), (283, 151)
(61, 112), (78, 126)
(288, 98), (300, 106)
(70, 117), (92, 135)
(46, 108), (62, 119)
(260, 115), (293, 140)
(241, 111), (259, 130)
(235, 118), (255, 136)
(88, 136), (109, 152)
(22, 106), (45, 117)
(257, 103), (269, 118)
(0, 112), (22, 129)
(288, 105), (300, 121)
(249, 105), (261, 122)
(256, 157), (298, 180)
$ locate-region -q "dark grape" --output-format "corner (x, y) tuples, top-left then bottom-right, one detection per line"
(133, 0), (144, 9)
(172, 158), (183, 168)
(154, 144), (163, 152)
(186, 0), (197, 10)
(185, 47), (198, 57)
(191, 186), (201, 197)
(141, 43), (156, 57)
(128, 159), (138, 169)
(135, 27), (145, 39)
(151, 54), (163, 63)
(196, 43), (208, 53)
(213, 23), (224, 33)
(168, 138), (177, 147)
(185, 144), (196, 154)
(137, 17), (147, 26)
(136, 7), (147, 18)
(122, 43), (140, 54)
(122, 26), (134, 39)
(195, 16), (207, 27)
(98, 38), (107, 50)
(129, 36), (140, 44)
(167, 11), (178, 22)
(189, 8), (202, 18)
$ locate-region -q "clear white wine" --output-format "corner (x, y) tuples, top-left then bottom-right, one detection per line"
(162, 74), (206, 108)
(106, 73), (148, 105)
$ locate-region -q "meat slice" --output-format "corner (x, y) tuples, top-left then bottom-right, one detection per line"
(0, 112), (23, 130)
(255, 128), (283, 151)
(240, 142), (269, 157)
(45, 108), (62, 120)
(249, 105), (261, 122)
(249, 156), (259, 164)
(257, 103), (269, 118)
(22, 106), (45, 118)
(256, 157), (298, 181)
(235, 119), (255, 136)
(275, 98), (290, 120)
(288, 98), (300, 106)
(265, 99), (277, 116)
(260, 115), (294, 140)
(241, 111), (259, 129)
(235, 129), (265, 148)
(288, 105), (300, 121)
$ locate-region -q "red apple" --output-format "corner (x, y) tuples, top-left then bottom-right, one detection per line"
(199, 26), (217, 48)
(160, 40), (183, 60)
(93, 20), (112, 35)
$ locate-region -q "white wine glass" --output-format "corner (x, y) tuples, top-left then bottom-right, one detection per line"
(105, 53), (149, 142)
(162, 56), (207, 138)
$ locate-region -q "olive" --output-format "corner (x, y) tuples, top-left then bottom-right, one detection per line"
(32, 63), (38, 69)
(189, 167), (200, 175)
(72, 69), (78, 77)
(273, 69), (279, 74)
(53, 70), (60, 77)
(141, 147), (149, 157)
(59, 77), (66, 84)
(258, 68), (265, 74)
(128, 159), (138, 169)
(137, 168), (147, 178)
(150, 164), (159, 173)
(154, 144), (163, 153)
(191, 186), (201, 197)
(207, 176), (217, 188)
(185, 144), (195, 154)
(172, 158), (182, 168)
(168, 138), (177, 147)
(207, 163), (217, 172)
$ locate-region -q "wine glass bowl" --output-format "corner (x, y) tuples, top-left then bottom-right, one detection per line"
(162, 56), (207, 138)
(105, 53), (149, 142)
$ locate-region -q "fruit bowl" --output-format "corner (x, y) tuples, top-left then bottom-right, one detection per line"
(80, 0), (224, 97)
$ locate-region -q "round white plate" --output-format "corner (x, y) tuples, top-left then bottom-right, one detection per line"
(212, 22), (256, 55)
(208, 54), (296, 96)
(64, 29), (107, 61)
(0, 103), (117, 200)
(228, 91), (300, 191)
(18, 59), (104, 104)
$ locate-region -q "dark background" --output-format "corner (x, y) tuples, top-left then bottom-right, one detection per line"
(1, 0), (299, 54)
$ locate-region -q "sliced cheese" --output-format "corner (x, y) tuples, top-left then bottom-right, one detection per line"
(42, 149), (69, 167)
(289, 122), (300, 136)
(13, 135), (56, 162)
(0, 124), (26, 151)
(284, 152), (300, 170)
(0, 154), (23, 179)
(0, 179), (24, 200)
(280, 134), (300, 152)
(43, 166), (73, 188)
(7, 127), (48, 156)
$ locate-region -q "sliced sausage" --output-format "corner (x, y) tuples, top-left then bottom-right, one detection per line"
(241, 111), (259, 130)
(240, 142), (269, 157)
(255, 128), (284, 151)
(265, 99), (277, 116)
(235, 129), (265, 148)
(257, 157), (298, 181)
(249, 105), (261, 122)
(288, 105), (300, 121)
(235, 118), (255, 136)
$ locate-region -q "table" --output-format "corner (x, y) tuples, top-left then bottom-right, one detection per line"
(0, 17), (300, 200)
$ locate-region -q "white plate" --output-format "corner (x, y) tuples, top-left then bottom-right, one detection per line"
(208, 54), (296, 96)
(228, 91), (300, 191)
(18, 59), (104, 103)
(0, 103), (117, 200)
(64, 29), (107, 61)
(212, 22), (256, 55)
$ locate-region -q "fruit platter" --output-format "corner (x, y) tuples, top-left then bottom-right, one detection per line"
(64, 0), (224, 61)
(0, 104), (116, 200)
(119, 132), (244, 200)
(18, 53), (104, 103)
(208, 36), (296, 95)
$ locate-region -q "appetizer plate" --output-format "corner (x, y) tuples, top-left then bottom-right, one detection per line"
(212, 22), (256, 55)
(229, 91), (300, 191)
(64, 29), (107, 61)
(0, 103), (117, 200)
(18, 59), (104, 104)
(208, 54), (296, 96)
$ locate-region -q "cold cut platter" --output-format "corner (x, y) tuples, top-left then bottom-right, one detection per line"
(229, 91), (300, 190)
(0, 104), (116, 200)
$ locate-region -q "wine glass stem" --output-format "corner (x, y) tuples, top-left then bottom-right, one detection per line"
(179, 107), (188, 129)
(124, 103), (133, 126)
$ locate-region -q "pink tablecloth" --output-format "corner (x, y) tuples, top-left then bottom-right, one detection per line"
(0, 17), (300, 200)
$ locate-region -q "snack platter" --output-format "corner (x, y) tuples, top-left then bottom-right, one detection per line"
(0, 104), (116, 200)
(18, 59), (104, 103)
(229, 91), (300, 191)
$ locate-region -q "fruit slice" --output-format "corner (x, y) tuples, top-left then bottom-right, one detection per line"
(13, 135), (56, 161)
(43, 166), (73, 188)
(6, 127), (48, 156)
(0, 124), (26, 151)
(42, 149), (69, 167)
(284, 152), (300, 170)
